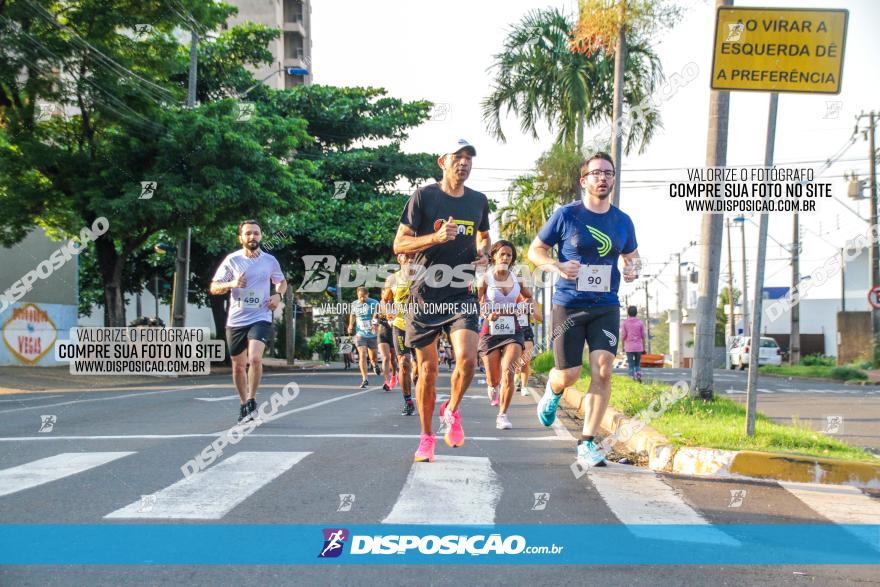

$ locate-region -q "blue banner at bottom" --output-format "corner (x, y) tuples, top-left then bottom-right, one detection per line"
(0, 524), (877, 565)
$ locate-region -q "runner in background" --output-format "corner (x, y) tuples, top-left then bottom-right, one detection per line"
(386, 253), (417, 415)
(348, 287), (380, 389)
(378, 284), (399, 391)
(477, 239), (532, 430)
(515, 295), (543, 396)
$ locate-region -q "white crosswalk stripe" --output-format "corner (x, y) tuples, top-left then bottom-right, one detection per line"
(586, 464), (740, 545)
(0, 452), (134, 498)
(383, 455), (501, 525)
(105, 452), (310, 520)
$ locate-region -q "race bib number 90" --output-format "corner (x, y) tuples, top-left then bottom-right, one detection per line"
(490, 316), (516, 336)
(577, 265), (611, 293)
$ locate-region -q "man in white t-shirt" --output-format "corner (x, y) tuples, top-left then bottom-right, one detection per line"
(210, 220), (286, 423)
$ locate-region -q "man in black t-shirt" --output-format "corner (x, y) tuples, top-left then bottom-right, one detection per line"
(393, 139), (491, 463)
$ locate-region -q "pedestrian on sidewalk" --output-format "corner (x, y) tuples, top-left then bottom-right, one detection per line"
(621, 306), (646, 382)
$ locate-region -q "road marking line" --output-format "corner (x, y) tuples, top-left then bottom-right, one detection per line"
(0, 433), (567, 442)
(0, 385), (218, 414)
(586, 464), (740, 545)
(780, 481), (880, 524)
(105, 451), (310, 520)
(780, 481), (880, 549)
(210, 387), (379, 433)
(0, 452), (134, 498)
(383, 455), (500, 525)
(0, 395), (63, 403)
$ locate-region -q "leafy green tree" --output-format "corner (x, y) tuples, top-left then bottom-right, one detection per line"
(0, 0), (322, 326)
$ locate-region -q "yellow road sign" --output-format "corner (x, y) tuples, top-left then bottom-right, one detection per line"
(711, 7), (848, 94)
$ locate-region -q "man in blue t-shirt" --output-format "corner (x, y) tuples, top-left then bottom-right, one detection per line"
(347, 286), (380, 389)
(527, 152), (641, 469)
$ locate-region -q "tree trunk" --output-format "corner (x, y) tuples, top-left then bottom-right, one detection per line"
(95, 237), (126, 326)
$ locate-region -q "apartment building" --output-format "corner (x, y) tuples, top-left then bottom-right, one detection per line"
(225, 0), (313, 88)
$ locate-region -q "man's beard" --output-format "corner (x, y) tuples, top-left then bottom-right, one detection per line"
(244, 241), (260, 250)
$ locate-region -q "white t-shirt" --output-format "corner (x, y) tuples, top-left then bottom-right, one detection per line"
(212, 249), (284, 328)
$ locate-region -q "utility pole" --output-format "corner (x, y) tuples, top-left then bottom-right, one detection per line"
(726, 219), (735, 337)
(284, 288), (295, 365)
(790, 213), (800, 365)
(643, 281), (651, 354)
(610, 1), (627, 207)
(676, 253), (684, 368)
(691, 0), (732, 400)
(840, 248), (846, 312)
(746, 92), (778, 436)
(740, 218), (749, 336)
(868, 112), (879, 366)
(171, 29), (198, 327)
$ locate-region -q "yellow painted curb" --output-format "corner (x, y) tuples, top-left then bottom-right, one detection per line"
(730, 451), (880, 488)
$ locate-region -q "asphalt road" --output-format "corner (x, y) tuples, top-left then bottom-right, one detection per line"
(0, 367), (877, 586)
(641, 368), (880, 453)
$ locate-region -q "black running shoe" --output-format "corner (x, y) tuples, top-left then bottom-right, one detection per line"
(401, 402), (415, 416)
(515, 378), (522, 394)
(238, 404), (248, 423)
(359, 379), (369, 389)
(246, 398), (258, 421)
(382, 382), (390, 391)
(374, 363), (381, 376)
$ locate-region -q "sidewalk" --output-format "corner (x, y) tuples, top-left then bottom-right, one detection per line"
(0, 357), (327, 394)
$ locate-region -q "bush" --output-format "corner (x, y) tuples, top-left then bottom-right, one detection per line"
(801, 354), (835, 367)
(272, 319), (313, 360)
(531, 350), (555, 374)
(830, 366), (868, 381)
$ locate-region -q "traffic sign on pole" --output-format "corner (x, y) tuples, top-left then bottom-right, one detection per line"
(711, 7), (848, 94)
(869, 285), (880, 310)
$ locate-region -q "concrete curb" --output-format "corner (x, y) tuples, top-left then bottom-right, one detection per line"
(540, 373), (880, 489)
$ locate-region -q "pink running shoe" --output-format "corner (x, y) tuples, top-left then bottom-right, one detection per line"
(439, 400), (465, 448)
(390, 372), (398, 389)
(487, 386), (499, 407)
(414, 433), (436, 462)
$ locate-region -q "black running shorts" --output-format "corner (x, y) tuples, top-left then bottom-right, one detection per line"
(552, 305), (619, 370)
(392, 326), (413, 356)
(377, 321), (394, 346)
(225, 321), (273, 357)
(405, 296), (479, 350)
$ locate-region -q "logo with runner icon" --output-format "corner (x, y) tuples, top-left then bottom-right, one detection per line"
(318, 528), (349, 558)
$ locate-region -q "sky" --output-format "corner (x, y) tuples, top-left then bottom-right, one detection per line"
(310, 0), (880, 314)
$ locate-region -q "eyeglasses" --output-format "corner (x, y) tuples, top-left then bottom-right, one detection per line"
(582, 170), (616, 179)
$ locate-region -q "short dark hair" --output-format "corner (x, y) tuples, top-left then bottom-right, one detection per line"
(580, 152), (615, 177)
(238, 219), (261, 235)
(627, 305), (638, 317)
(490, 240), (517, 265)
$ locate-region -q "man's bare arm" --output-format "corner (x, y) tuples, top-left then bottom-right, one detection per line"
(393, 220), (458, 255)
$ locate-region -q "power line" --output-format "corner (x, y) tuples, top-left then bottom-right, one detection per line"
(19, 0), (177, 103)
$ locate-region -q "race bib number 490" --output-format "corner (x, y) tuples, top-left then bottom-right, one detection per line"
(490, 316), (516, 336)
(239, 289), (262, 308)
(576, 265), (611, 293)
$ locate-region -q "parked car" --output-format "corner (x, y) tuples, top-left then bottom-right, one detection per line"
(728, 336), (783, 370)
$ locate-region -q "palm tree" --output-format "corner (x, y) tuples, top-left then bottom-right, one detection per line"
(482, 7), (663, 154)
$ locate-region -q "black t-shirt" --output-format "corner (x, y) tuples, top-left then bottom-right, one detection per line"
(399, 183), (491, 302)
